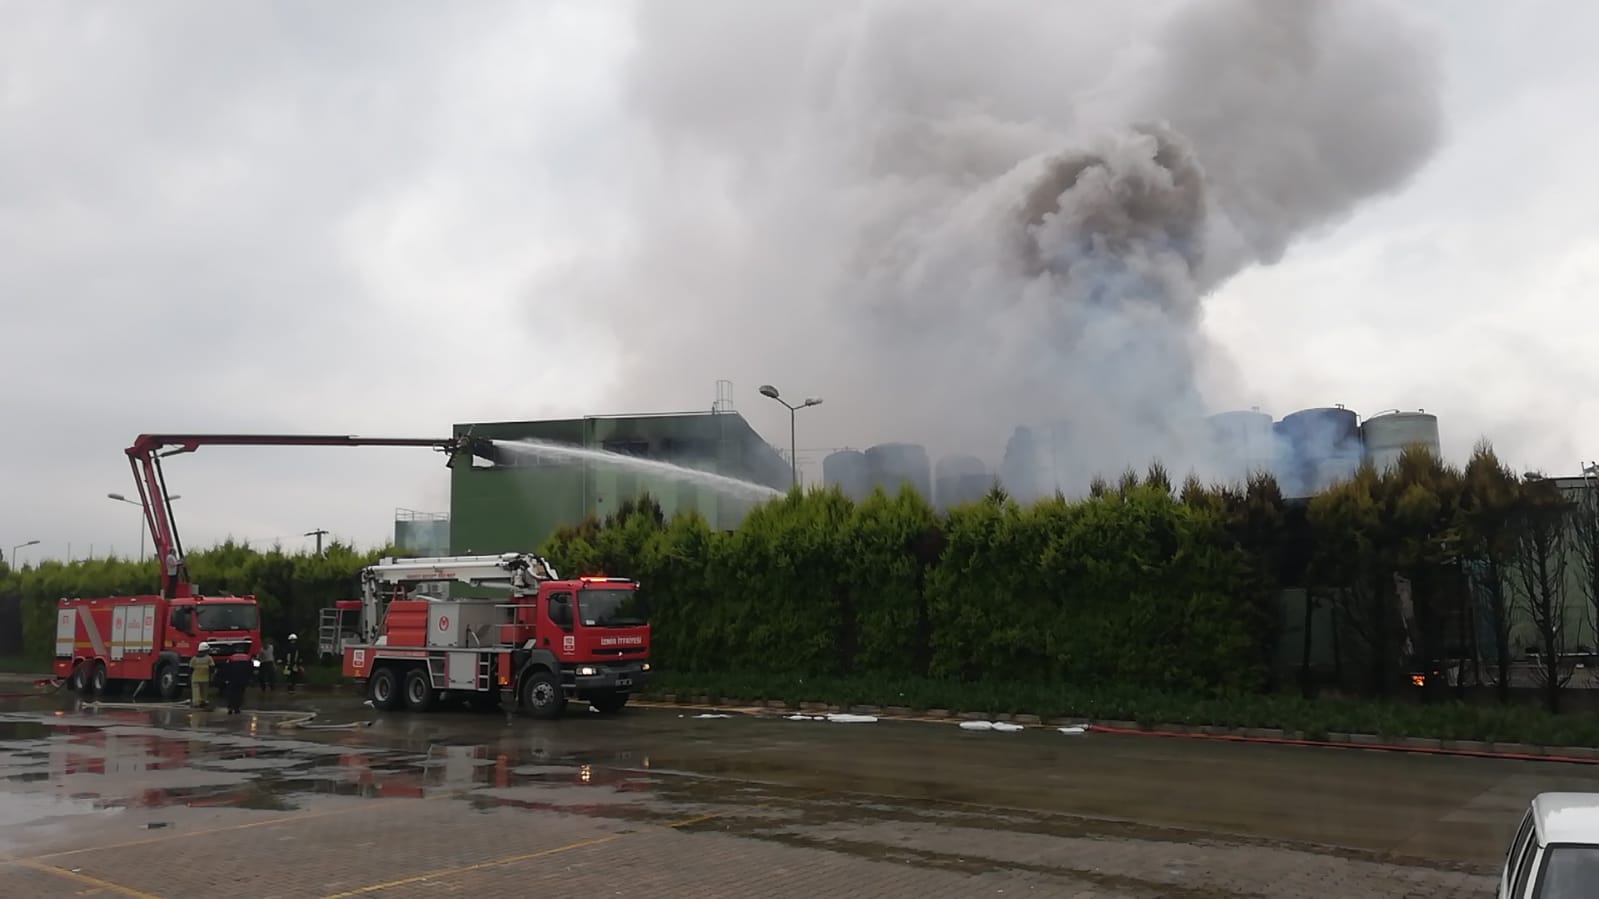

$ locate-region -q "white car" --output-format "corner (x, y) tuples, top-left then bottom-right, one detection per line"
(1500, 792), (1599, 897)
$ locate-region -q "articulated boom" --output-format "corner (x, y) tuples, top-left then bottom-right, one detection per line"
(357, 553), (559, 642)
(122, 433), (484, 598)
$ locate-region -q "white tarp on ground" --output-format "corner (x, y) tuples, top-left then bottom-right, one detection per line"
(959, 720), (1024, 732)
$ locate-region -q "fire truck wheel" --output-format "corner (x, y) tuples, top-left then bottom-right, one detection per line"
(90, 662), (109, 695)
(588, 691), (628, 714)
(368, 667), (401, 711)
(68, 663), (88, 693)
(403, 668), (436, 712)
(520, 669), (566, 720)
(155, 664), (179, 701)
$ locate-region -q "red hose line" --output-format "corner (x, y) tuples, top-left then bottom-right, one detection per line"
(1086, 724), (1599, 765)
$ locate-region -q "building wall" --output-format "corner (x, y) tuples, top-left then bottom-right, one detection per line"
(448, 411), (789, 554)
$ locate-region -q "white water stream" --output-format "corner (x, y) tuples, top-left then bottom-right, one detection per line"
(491, 439), (783, 503)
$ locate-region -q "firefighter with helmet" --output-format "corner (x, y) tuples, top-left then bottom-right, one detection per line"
(190, 642), (214, 709)
(284, 633), (303, 692)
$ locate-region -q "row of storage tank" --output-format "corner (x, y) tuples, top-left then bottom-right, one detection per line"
(822, 444), (995, 510)
(820, 408), (1441, 506)
(1205, 407), (1442, 498)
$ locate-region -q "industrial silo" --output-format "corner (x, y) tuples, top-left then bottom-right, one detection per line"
(935, 454), (991, 510)
(1275, 406), (1363, 497)
(1361, 411), (1441, 473)
(1001, 425), (1044, 501)
(822, 449), (872, 501)
(1205, 409), (1276, 484)
(866, 443), (932, 500)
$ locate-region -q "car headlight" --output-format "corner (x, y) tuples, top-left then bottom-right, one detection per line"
(641, 663), (650, 672)
(577, 666), (598, 677)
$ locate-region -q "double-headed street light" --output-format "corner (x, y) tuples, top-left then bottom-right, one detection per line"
(758, 384), (823, 488)
(8, 539), (39, 567)
(108, 492), (180, 562)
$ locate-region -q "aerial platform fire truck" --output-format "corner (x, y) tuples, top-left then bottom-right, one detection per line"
(333, 552), (651, 718)
(55, 433), (474, 698)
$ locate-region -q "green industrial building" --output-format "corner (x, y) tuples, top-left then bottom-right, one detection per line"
(447, 410), (792, 555)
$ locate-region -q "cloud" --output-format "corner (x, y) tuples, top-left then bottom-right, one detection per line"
(0, 0), (628, 560)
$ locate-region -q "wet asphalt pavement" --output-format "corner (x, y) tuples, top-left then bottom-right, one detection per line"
(3, 688), (1597, 897)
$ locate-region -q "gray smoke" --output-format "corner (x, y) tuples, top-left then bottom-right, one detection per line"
(582, 0), (1442, 495)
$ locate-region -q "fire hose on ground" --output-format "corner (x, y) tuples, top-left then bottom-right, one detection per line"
(70, 699), (373, 730)
(0, 677), (68, 698)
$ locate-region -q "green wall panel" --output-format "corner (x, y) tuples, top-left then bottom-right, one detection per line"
(448, 412), (789, 554)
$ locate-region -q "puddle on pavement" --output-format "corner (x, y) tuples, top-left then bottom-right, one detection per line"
(0, 720), (53, 740)
(4, 698), (1457, 880)
(0, 705), (685, 822)
(5, 701), (1044, 834)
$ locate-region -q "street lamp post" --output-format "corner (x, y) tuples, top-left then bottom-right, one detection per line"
(758, 384), (822, 489)
(9, 539), (39, 567)
(108, 493), (180, 563)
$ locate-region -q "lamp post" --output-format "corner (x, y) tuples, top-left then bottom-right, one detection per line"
(108, 493), (180, 563)
(758, 384), (822, 489)
(8, 539), (39, 566)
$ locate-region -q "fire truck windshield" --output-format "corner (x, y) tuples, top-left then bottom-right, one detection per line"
(577, 588), (648, 628)
(196, 603), (259, 632)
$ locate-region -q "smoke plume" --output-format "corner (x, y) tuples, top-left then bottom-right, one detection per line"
(580, 0), (1442, 495)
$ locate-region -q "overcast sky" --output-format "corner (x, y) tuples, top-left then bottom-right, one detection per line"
(2, 0), (1595, 565)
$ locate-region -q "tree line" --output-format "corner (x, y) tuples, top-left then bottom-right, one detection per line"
(5, 442), (1596, 713)
(548, 442), (1598, 711)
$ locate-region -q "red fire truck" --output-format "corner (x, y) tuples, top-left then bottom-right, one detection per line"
(335, 553), (651, 718)
(55, 433), (474, 699)
(55, 593), (260, 697)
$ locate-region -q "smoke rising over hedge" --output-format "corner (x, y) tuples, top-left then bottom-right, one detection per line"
(592, 0), (1442, 492)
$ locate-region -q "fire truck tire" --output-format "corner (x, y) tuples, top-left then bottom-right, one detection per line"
(154, 664), (180, 701)
(520, 669), (566, 720)
(68, 662), (88, 693)
(403, 668), (436, 712)
(90, 661), (109, 695)
(368, 667), (401, 711)
(588, 691), (629, 714)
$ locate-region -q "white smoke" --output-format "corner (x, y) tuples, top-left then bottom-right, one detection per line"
(575, 0), (1443, 497)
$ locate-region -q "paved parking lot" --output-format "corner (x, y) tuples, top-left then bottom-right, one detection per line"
(3, 691), (1592, 897)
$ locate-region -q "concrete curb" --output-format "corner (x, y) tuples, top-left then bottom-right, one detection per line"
(635, 693), (1599, 765)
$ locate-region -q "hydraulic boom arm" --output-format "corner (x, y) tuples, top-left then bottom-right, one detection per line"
(125, 433), (486, 598)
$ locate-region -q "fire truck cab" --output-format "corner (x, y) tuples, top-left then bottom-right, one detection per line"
(338, 553), (651, 719)
(54, 594), (261, 699)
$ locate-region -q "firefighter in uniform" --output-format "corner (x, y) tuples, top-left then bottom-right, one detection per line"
(283, 633), (303, 692)
(190, 642), (213, 709)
